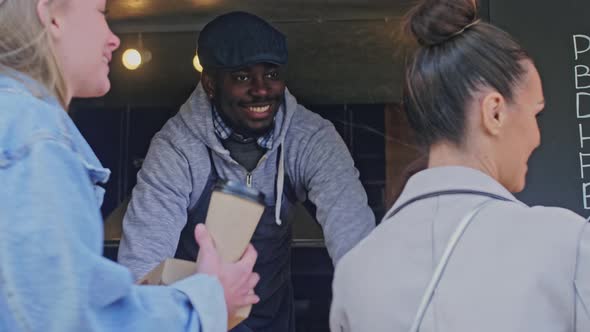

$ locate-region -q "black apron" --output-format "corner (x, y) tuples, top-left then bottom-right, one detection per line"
(175, 147), (298, 332)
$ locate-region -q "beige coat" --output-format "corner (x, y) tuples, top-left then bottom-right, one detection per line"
(330, 166), (590, 332)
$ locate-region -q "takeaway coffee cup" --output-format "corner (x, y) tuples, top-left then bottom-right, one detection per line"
(200, 180), (265, 329)
(204, 180), (265, 262)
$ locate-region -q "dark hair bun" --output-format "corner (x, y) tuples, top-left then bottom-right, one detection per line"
(404, 0), (478, 47)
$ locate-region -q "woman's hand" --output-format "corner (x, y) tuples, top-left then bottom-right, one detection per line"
(194, 224), (260, 319)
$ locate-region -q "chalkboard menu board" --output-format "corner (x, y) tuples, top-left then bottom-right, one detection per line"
(489, 0), (590, 217)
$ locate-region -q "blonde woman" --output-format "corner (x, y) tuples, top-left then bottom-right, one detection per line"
(0, 1), (259, 331)
(330, 0), (590, 331)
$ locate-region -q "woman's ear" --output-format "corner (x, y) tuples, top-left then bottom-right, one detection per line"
(36, 0), (62, 39)
(480, 91), (507, 137)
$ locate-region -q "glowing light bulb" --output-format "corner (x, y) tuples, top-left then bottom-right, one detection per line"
(122, 49), (142, 70)
(193, 54), (203, 72)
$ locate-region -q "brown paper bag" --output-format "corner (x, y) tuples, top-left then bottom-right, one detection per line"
(136, 258), (196, 285)
(137, 258), (248, 330)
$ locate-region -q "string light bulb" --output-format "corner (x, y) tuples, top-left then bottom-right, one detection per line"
(121, 33), (151, 71)
(122, 49), (142, 70)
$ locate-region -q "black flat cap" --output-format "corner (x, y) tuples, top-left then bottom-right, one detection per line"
(197, 11), (288, 70)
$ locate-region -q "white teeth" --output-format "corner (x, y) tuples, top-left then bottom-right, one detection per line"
(248, 105), (270, 113)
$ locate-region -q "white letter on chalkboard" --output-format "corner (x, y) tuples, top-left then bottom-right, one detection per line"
(580, 153), (590, 178)
(574, 35), (590, 61)
(576, 65), (590, 89)
(579, 124), (590, 148)
(583, 183), (590, 209)
(577, 92), (590, 118)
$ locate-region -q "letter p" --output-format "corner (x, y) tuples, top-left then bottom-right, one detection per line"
(574, 35), (590, 61)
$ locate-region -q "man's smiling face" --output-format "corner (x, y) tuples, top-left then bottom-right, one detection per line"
(206, 62), (286, 137)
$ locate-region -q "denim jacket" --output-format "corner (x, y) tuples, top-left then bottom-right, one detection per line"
(0, 73), (227, 332)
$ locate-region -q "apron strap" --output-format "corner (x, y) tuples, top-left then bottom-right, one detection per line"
(186, 147), (218, 222)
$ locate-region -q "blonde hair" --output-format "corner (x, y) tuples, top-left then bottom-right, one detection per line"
(0, 0), (68, 108)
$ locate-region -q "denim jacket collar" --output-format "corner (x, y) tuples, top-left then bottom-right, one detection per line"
(0, 71), (110, 185)
(0, 70), (61, 108)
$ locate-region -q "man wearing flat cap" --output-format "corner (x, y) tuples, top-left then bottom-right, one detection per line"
(118, 11), (375, 331)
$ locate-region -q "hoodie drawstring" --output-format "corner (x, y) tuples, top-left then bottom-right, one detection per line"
(275, 139), (285, 226)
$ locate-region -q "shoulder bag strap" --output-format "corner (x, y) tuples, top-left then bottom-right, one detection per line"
(408, 199), (496, 332)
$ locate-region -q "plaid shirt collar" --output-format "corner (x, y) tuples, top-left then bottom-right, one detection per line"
(212, 106), (275, 150)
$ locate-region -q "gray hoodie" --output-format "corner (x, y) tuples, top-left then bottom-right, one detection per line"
(118, 84), (375, 280)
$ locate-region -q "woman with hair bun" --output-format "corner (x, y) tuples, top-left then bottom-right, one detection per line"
(330, 0), (590, 331)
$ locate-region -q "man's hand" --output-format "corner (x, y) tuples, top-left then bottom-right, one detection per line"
(194, 224), (260, 318)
